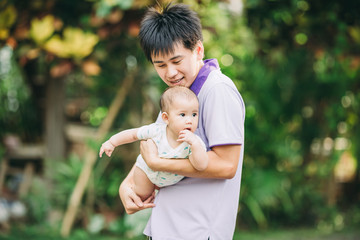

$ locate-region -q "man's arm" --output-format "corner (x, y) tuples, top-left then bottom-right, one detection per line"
(140, 139), (241, 179)
(119, 142), (240, 214)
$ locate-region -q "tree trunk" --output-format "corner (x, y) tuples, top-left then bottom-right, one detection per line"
(45, 76), (66, 160)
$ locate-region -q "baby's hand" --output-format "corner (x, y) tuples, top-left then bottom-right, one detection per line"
(177, 130), (198, 146)
(99, 140), (115, 157)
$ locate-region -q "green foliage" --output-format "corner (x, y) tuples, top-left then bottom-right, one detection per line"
(236, 0), (360, 229)
(193, 0), (360, 230)
(1, 0), (359, 234)
(0, 224), (145, 240)
(45, 150), (126, 209)
(47, 154), (84, 209)
(0, 44), (41, 140)
(24, 177), (51, 224)
(95, 0), (133, 17)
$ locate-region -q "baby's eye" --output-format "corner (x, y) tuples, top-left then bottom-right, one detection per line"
(180, 113), (185, 117)
(192, 113), (197, 117)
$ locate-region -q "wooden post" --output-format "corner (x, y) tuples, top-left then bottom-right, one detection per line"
(60, 71), (135, 237)
(0, 158), (8, 194)
(45, 76), (66, 160)
(18, 163), (35, 197)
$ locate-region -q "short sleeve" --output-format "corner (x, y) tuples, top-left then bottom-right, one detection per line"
(202, 83), (245, 148)
(137, 123), (162, 140)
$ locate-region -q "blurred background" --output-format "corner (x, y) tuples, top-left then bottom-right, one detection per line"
(0, 0), (359, 239)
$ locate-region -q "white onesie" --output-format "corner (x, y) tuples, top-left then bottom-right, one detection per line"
(135, 122), (206, 187)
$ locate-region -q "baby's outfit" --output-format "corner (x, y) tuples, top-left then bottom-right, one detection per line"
(135, 123), (206, 187)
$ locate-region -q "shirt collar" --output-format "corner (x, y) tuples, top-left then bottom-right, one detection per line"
(190, 58), (219, 96)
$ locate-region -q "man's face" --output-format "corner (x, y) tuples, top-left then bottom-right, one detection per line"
(151, 42), (204, 88)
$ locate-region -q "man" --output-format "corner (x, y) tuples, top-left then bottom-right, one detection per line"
(119, 3), (245, 239)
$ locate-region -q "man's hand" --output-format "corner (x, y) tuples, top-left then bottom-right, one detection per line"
(119, 176), (155, 214)
(99, 140), (115, 157)
(140, 139), (161, 171)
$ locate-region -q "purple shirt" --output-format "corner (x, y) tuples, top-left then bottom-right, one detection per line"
(190, 59), (219, 95)
(145, 59), (245, 240)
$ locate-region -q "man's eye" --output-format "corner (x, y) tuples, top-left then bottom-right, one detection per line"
(173, 60), (181, 64)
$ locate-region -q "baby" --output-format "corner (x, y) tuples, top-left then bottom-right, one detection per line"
(99, 86), (208, 200)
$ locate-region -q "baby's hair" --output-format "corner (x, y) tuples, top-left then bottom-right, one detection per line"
(160, 86), (198, 112)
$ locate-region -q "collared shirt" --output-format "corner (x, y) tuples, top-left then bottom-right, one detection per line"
(190, 58), (219, 95)
(144, 58), (245, 240)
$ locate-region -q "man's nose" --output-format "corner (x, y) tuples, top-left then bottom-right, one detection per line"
(167, 65), (177, 78)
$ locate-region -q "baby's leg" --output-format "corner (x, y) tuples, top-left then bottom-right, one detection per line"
(133, 166), (155, 201)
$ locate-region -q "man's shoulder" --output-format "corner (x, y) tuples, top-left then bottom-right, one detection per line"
(199, 69), (240, 99)
(204, 69), (236, 89)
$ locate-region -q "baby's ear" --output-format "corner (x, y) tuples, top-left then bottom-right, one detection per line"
(161, 112), (169, 124)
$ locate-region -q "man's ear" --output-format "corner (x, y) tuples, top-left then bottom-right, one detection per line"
(161, 112), (169, 124)
(195, 41), (204, 60)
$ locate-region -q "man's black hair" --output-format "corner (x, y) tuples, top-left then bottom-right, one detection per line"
(139, 3), (203, 62)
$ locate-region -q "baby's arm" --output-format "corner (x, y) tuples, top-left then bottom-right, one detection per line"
(177, 130), (208, 171)
(99, 128), (139, 157)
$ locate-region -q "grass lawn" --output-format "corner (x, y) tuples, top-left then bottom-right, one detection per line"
(0, 226), (359, 240)
(234, 228), (360, 240)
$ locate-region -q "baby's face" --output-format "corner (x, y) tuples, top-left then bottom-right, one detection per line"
(166, 98), (199, 135)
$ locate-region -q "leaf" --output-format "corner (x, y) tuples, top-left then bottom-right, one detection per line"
(30, 15), (55, 45)
(96, 0), (133, 17)
(0, 4), (17, 40)
(44, 27), (99, 59)
(0, 4), (17, 28)
(244, 196), (268, 228)
(348, 27), (360, 44)
(82, 60), (101, 76)
(43, 35), (66, 57)
(63, 27), (99, 58)
(115, 0), (132, 10)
